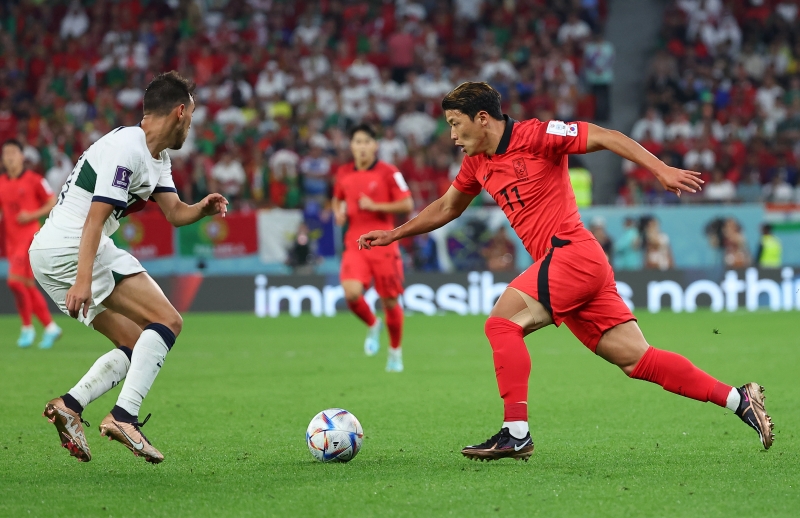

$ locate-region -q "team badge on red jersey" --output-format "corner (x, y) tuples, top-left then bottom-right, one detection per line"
(513, 158), (528, 180)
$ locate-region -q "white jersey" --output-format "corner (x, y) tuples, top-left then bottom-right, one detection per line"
(31, 126), (176, 250)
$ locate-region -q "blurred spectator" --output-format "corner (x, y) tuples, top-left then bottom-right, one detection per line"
(583, 30), (615, 121)
(568, 155), (592, 207)
(631, 107), (666, 143)
(299, 144), (332, 204)
(683, 138), (716, 172)
(721, 218), (751, 268)
(287, 222), (314, 274)
(704, 168), (737, 202)
(412, 234), (440, 272)
(762, 171), (795, 203)
(642, 217), (674, 270)
(481, 227), (516, 272)
(558, 11), (592, 44)
(614, 217), (641, 270)
(756, 224), (783, 268)
(378, 127), (408, 165)
(737, 170), (763, 203)
(589, 217), (613, 264)
(211, 150), (247, 202)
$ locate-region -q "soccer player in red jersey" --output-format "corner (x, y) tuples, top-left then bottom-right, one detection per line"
(333, 124), (414, 371)
(358, 83), (773, 459)
(0, 139), (62, 348)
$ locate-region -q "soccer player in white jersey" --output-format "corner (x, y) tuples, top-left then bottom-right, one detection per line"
(30, 71), (228, 464)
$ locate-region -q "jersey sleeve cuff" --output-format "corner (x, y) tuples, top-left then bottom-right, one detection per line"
(451, 181), (482, 196)
(91, 195), (127, 208)
(152, 186), (178, 193)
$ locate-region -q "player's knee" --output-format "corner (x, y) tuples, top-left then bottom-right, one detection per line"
(382, 297), (398, 309)
(159, 310), (183, 338)
(343, 290), (362, 302)
(484, 316), (519, 339)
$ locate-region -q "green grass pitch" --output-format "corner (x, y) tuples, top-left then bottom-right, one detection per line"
(1, 310), (798, 517)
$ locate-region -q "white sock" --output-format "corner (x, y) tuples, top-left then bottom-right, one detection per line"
(725, 387), (741, 412)
(389, 347), (402, 358)
(68, 348), (131, 408)
(45, 321), (61, 333)
(116, 329), (170, 417)
(21, 325), (34, 332)
(503, 421), (529, 439)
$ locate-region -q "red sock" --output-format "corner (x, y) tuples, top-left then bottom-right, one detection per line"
(384, 304), (403, 349)
(347, 296), (376, 327)
(7, 280), (32, 326)
(27, 285), (53, 326)
(630, 347), (732, 407)
(485, 317), (530, 422)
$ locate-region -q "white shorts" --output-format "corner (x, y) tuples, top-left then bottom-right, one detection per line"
(29, 238), (146, 326)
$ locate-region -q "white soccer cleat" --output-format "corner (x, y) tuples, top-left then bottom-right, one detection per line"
(364, 318), (382, 356)
(386, 348), (403, 372)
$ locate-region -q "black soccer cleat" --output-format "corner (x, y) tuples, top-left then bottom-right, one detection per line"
(461, 427), (534, 462)
(735, 383), (775, 450)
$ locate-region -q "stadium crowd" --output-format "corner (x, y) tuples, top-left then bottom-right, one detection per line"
(624, 0), (800, 206)
(0, 0), (610, 214)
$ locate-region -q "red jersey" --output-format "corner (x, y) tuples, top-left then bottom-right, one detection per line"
(333, 160), (411, 251)
(0, 170), (54, 251)
(452, 116), (594, 260)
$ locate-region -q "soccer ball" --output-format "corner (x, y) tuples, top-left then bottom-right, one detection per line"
(306, 408), (364, 463)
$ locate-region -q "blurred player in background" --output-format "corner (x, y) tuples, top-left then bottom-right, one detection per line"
(31, 72), (228, 464)
(0, 139), (61, 348)
(332, 124), (413, 372)
(359, 82), (773, 460)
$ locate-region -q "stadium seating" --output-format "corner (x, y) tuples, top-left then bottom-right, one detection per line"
(626, 0), (800, 206)
(0, 0), (607, 212)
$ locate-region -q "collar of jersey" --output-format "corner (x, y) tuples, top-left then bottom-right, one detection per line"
(355, 159), (378, 171)
(494, 114), (518, 156)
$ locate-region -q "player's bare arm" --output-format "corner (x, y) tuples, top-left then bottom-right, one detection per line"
(357, 195), (414, 214)
(153, 191), (228, 227)
(65, 201), (114, 319)
(331, 196), (346, 226)
(358, 186), (474, 249)
(585, 124), (704, 197)
(17, 194), (56, 224)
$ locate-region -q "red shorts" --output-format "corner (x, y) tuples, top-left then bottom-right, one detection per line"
(509, 236), (635, 352)
(7, 245), (34, 279)
(340, 247), (404, 298)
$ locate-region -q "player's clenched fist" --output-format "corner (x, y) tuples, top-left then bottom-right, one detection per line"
(65, 282), (92, 319)
(199, 193), (229, 218)
(358, 230), (395, 250)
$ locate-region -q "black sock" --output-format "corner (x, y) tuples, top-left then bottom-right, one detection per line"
(111, 405), (137, 423)
(734, 388), (746, 417)
(61, 393), (84, 415)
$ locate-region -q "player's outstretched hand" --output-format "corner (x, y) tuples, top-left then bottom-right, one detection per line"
(200, 193), (229, 218)
(358, 230), (395, 250)
(65, 282), (92, 319)
(16, 211), (35, 224)
(656, 166), (704, 197)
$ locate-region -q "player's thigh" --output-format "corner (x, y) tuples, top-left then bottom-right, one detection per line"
(371, 251), (404, 301)
(103, 272), (183, 336)
(489, 287), (553, 335)
(340, 250), (370, 301)
(91, 308), (143, 349)
(8, 249), (35, 285)
(594, 321), (649, 375)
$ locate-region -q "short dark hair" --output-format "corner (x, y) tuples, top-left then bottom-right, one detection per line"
(349, 123), (376, 140)
(2, 139), (23, 151)
(143, 71), (195, 116)
(441, 82), (503, 121)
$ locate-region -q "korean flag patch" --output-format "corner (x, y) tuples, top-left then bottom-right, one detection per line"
(567, 123), (578, 137)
